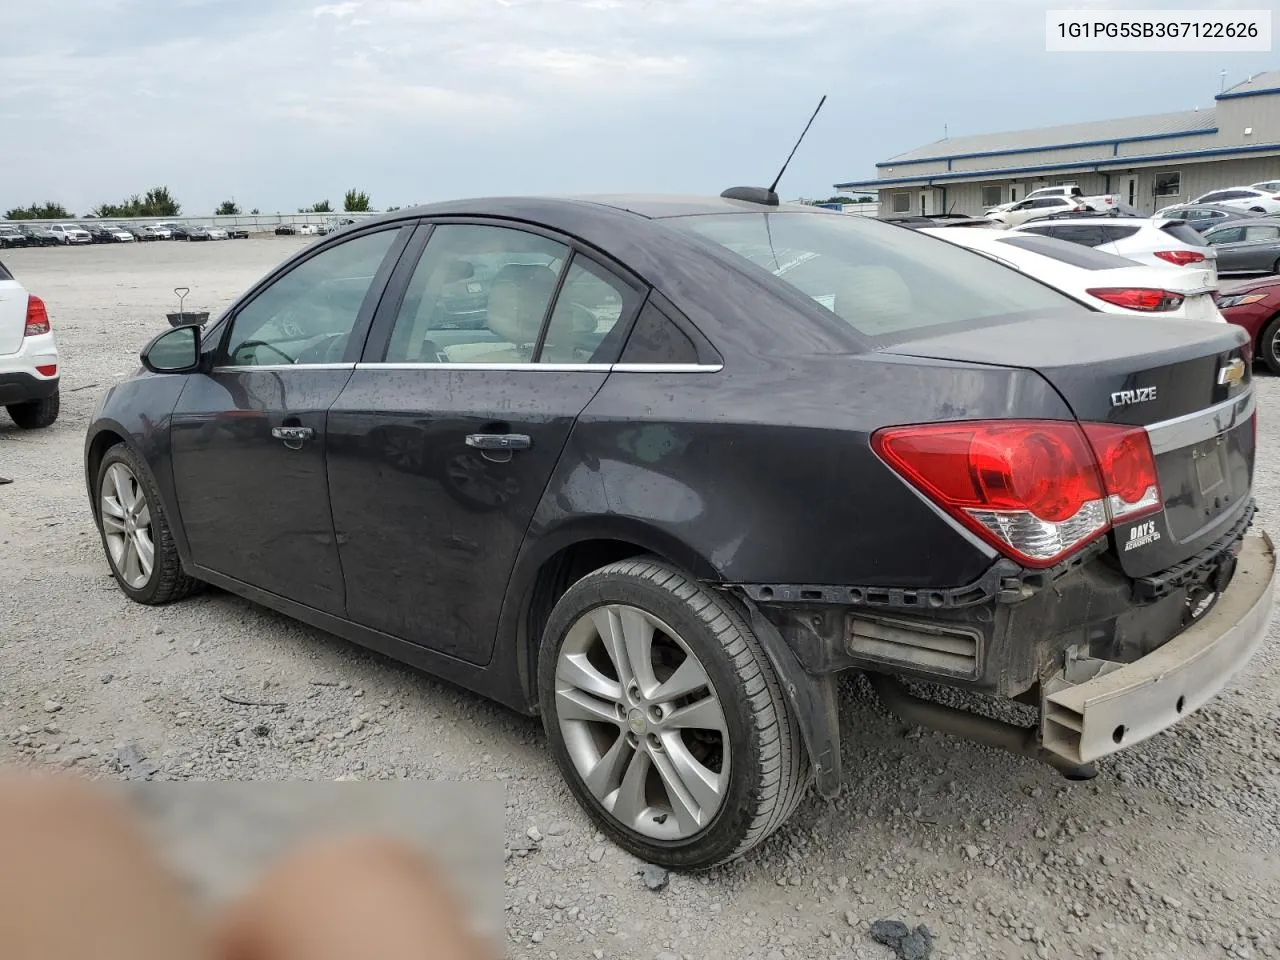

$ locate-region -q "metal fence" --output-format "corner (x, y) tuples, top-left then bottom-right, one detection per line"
(1, 211), (381, 235)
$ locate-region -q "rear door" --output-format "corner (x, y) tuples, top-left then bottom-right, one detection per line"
(0, 261), (27, 355)
(326, 219), (644, 664)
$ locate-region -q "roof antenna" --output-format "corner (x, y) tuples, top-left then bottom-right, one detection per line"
(721, 95), (827, 207)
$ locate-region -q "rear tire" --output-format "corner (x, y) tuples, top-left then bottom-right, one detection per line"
(538, 558), (809, 870)
(1259, 315), (1280, 375)
(6, 390), (59, 429)
(95, 444), (202, 605)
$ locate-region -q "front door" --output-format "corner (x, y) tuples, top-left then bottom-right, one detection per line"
(326, 220), (643, 664)
(170, 225), (409, 614)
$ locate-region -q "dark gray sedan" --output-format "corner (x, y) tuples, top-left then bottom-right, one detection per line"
(1203, 217), (1280, 275)
(1153, 203), (1261, 234)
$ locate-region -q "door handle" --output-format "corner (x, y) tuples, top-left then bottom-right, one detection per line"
(466, 433), (531, 452)
(271, 425), (314, 448)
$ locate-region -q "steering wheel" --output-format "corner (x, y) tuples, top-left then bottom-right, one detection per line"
(234, 340), (295, 365)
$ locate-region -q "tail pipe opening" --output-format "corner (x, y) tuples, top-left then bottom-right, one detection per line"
(867, 674), (1097, 781)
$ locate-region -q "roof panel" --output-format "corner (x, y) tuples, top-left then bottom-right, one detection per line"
(1220, 69), (1280, 98)
(882, 108), (1216, 164)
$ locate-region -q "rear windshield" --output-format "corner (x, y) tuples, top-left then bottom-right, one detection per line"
(993, 235), (1138, 270)
(666, 212), (1074, 339)
(1160, 221), (1209, 246)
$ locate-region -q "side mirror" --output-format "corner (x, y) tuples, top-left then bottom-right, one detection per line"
(141, 324), (202, 374)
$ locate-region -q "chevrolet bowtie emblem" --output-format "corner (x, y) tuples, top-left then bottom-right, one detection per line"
(1218, 358), (1246, 387)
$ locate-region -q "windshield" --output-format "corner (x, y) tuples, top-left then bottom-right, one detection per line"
(665, 212), (1074, 339)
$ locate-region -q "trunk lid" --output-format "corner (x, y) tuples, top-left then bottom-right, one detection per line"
(883, 314), (1254, 577)
(0, 278), (28, 355)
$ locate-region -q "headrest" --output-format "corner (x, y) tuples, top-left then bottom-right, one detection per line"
(486, 263), (560, 347)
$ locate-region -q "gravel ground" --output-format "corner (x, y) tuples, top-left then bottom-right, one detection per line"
(2, 240), (1280, 960)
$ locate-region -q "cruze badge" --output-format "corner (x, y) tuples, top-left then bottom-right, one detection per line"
(1218, 358), (1246, 387)
(1110, 386), (1158, 408)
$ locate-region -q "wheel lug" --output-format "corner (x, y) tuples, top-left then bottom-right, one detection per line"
(647, 705), (664, 724)
(646, 733), (662, 751)
(627, 732), (639, 749)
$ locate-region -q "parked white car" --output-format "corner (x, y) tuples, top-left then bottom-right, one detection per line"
(297, 223), (319, 236)
(986, 195), (1087, 227)
(922, 227), (1223, 322)
(48, 224), (91, 245)
(1184, 186), (1280, 214)
(0, 258), (60, 428)
(1021, 185), (1120, 212)
(1012, 215), (1217, 278)
(1251, 180), (1280, 194)
(205, 226), (229, 240)
(141, 225), (172, 240)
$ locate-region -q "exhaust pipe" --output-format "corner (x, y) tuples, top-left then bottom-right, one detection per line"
(867, 674), (1097, 781)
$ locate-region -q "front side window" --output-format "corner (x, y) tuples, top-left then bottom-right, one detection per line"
(667, 212), (1074, 341)
(1206, 226), (1245, 245)
(383, 224), (568, 364)
(223, 228), (400, 366)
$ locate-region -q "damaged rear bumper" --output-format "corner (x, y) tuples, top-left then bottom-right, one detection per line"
(1040, 532), (1276, 766)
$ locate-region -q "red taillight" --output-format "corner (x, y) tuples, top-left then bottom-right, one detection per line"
(23, 295), (50, 336)
(1153, 250), (1206, 266)
(35, 364), (57, 377)
(873, 419), (1163, 568)
(1086, 288), (1185, 312)
(1079, 424), (1161, 521)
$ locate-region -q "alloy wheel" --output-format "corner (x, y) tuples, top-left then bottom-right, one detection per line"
(554, 604), (729, 841)
(100, 462), (155, 589)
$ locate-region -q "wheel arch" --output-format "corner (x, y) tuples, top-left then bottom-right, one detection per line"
(84, 422), (133, 519)
(500, 517), (722, 713)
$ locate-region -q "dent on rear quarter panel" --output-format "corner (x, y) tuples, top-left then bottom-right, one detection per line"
(526, 353), (1074, 590)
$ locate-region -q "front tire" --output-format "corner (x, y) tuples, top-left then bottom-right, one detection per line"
(6, 390), (59, 429)
(538, 558), (809, 870)
(1259, 315), (1280, 375)
(95, 444), (201, 604)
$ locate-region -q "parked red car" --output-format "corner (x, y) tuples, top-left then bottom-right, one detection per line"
(1219, 276), (1280, 372)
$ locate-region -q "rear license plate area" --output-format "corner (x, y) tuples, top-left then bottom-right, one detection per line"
(1194, 440), (1226, 496)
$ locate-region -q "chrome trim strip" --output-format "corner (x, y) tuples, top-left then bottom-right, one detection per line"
(1145, 389), (1255, 456)
(611, 363), (724, 374)
(349, 362), (725, 373)
(210, 363), (355, 373)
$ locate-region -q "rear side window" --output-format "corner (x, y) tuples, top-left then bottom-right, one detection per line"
(1099, 225), (1140, 243)
(1244, 225), (1280, 241)
(0, 260), (10, 281)
(1160, 222), (1208, 246)
(1038, 224), (1105, 246)
(620, 303), (699, 364)
(995, 235), (1138, 270)
(668, 212), (1074, 341)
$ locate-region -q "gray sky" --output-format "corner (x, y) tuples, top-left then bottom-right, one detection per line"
(2, 0), (1275, 215)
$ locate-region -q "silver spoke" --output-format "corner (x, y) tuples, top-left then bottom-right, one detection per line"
(652, 654), (711, 703)
(664, 694), (728, 735)
(109, 464), (136, 513)
(100, 495), (126, 520)
(608, 747), (650, 827)
(659, 732), (725, 819)
(134, 531), (155, 578)
(121, 538), (141, 585)
(558, 652), (622, 704)
(133, 500), (151, 527)
(649, 743), (707, 835)
(591, 607), (633, 688)
(101, 513), (127, 535)
(556, 688), (620, 726)
(619, 607), (658, 694)
(583, 732), (633, 801)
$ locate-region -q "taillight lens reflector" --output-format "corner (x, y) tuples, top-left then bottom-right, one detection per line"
(1153, 250), (1206, 266)
(35, 364), (57, 377)
(24, 295), (50, 336)
(873, 419), (1163, 568)
(1079, 423), (1161, 521)
(1086, 287), (1184, 312)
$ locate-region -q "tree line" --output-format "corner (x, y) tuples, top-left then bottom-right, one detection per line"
(5, 186), (381, 220)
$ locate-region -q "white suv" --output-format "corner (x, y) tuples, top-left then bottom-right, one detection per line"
(1012, 215), (1218, 278)
(0, 259), (60, 428)
(49, 223), (91, 245)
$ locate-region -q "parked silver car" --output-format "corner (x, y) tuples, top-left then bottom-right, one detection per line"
(1202, 218), (1280, 275)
